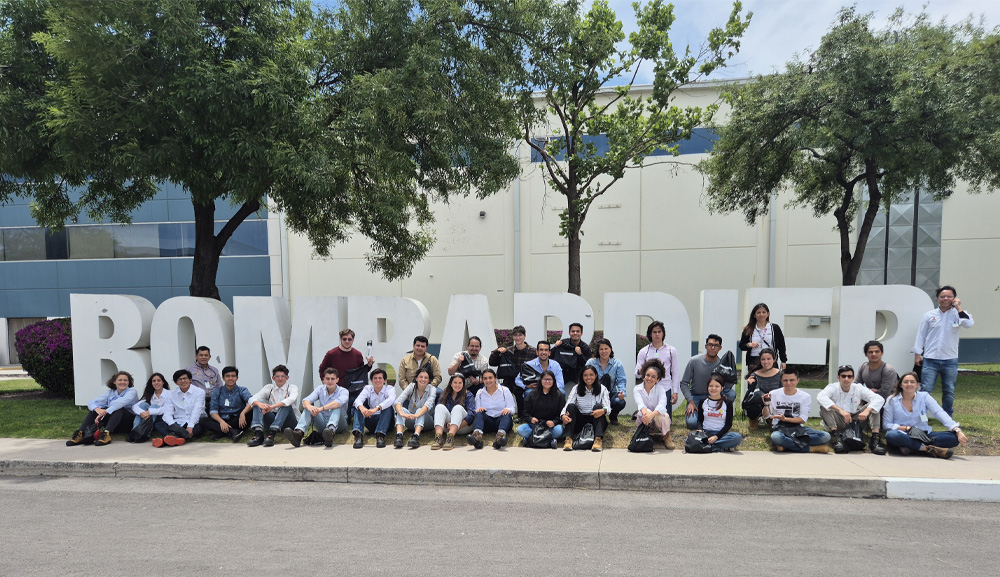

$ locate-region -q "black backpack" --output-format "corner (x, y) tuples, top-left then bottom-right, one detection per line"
(494, 350), (518, 379)
(685, 431), (714, 454)
(456, 353), (481, 378)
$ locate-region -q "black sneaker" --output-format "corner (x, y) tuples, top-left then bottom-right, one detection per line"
(375, 433), (386, 448)
(870, 435), (887, 456)
(609, 415), (620, 426)
(467, 431), (484, 450)
(247, 429), (265, 447)
(322, 427), (336, 448)
(394, 433), (405, 449)
(263, 430), (276, 447)
(284, 427), (303, 448)
(353, 431), (364, 449)
(493, 432), (507, 450)
(832, 435), (848, 454)
(230, 428), (246, 443)
(407, 433), (420, 448)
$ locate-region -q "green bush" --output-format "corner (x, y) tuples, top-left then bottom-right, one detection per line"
(14, 318), (74, 398)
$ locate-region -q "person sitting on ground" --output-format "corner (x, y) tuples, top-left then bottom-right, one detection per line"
(744, 348), (782, 429)
(67, 371), (139, 447)
(157, 369), (207, 447)
(693, 374), (743, 453)
(199, 366), (252, 443)
(585, 338), (627, 425)
(551, 322), (592, 387)
(681, 334), (728, 430)
(634, 359), (673, 450)
(393, 367), (438, 449)
(447, 336), (490, 393)
(284, 367), (348, 448)
(129, 372), (170, 443)
(817, 364), (886, 455)
(516, 370), (566, 449)
(352, 368), (396, 449)
(246, 365), (299, 447)
(467, 369), (516, 450)
(515, 340), (565, 397)
(764, 367), (830, 453)
(489, 325), (536, 417)
(561, 365), (610, 452)
(856, 340), (898, 400)
(883, 371), (967, 459)
(431, 374), (476, 450)
(396, 335), (442, 389)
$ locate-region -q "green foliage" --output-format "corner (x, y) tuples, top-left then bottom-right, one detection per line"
(518, 0), (750, 294)
(13, 318), (74, 398)
(0, 0), (544, 294)
(699, 7), (996, 285)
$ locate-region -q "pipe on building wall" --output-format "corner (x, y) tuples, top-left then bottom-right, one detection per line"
(279, 208), (290, 306)
(768, 193), (778, 287)
(513, 142), (522, 293)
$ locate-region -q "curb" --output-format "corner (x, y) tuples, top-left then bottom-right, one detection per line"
(885, 477), (1000, 502)
(1, 458), (887, 498)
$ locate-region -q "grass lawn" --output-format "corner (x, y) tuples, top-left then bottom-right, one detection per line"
(2, 372), (996, 454)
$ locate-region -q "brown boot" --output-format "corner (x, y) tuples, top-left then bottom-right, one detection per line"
(592, 437), (603, 452)
(663, 433), (675, 450)
(563, 436), (573, 451)
(431, 435), (444, 450)
(442, 434), (455, 450)
(748, 418), (758, 431)
(927, 445), (954, 459)
(809, 444), (830, 454)
(94, 430), (112, 446)
(66, 430), (85, 446)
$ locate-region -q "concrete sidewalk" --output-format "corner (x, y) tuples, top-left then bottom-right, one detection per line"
(1, 438), (998, 502)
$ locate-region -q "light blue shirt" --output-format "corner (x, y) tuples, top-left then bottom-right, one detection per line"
(884, 391), (959, 433)
(912, 307), (974, 360)
(586, 357), (627, 395)
(88, 388), (138, 414)
(515, 357), (565, 392)
(304, 384), (349, 410)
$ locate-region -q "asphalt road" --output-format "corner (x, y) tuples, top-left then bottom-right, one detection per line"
(3, 477), (998, 576)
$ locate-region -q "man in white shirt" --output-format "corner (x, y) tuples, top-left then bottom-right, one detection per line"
(913, 285), (974, 416)
(246, 365), (300, 447)
(156, 369), (207, 447)
(817, 365), (886, 455)
(764, 367), (830, 453)
(352, 368), (396, 449)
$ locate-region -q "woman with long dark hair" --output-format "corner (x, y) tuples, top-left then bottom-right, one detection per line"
(693, 374), (743, 452)
(432, 374), (475, 450)
(561, 365), (610, 451)
(66, 371), (138, 447)
(516, 370), (565, 448)
(129, 372), (170, 443)
(634, 358), (673, 450)
(586, 338), (627, 424)
(738, 303), (787, 372)
(744, 348), (781, 429)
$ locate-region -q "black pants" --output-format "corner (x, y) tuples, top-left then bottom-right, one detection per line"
(199, 414), (247, 437)
(566, 405), (607, 438)
(154, 420), (204, 439)
(80, 409), (133, 435)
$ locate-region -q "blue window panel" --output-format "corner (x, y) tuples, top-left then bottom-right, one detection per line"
(169, 256), (269, 287)
(55, 259), (173, 289)
(45, 228), (68, 260)
(0, 289), (60, 317)
(161, 181), (190, 200)
(218, 220), (268, 256)
(158, 223), (196, 257)
(55, 286), (176, 316)
(0, 204), (37, 228)
(166, 199), (196, 222)
(529, 128), (719, 162)
(218, 285), (271, 309)
(0, 261), (59, 290)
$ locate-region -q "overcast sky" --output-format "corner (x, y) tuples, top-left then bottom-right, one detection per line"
(599, 0), (1000, 82)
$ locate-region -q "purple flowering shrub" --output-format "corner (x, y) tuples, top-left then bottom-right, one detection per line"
(14, 318), (75, 397)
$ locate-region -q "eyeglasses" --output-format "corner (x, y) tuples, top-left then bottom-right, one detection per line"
(341, 336), (354, 342)
(705, 343), (721, 348)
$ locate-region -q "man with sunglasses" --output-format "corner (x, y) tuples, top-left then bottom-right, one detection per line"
(319, 328), (375, 385)
(817, 364), (886, 455)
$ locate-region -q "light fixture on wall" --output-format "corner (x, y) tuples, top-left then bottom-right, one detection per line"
(479, 211), (486, 218)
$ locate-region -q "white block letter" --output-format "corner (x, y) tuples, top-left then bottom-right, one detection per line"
(150, 297), (234, 381)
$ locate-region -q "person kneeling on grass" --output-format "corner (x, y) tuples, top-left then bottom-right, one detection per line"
(560, 365), (609, 452)
(198, 366), (253, 443)
(467, 369), (516, 450)
(764, 367), (830, 453)
(285, 367), (348, 448)
(517, 370), (566, 449)
(432, 374), (476, 450)
(883, 372), (967, 459)
(155, 369), (207, 447)
(693, 374), (743, 453)
(246, 365), (299, 447)
(393, 367), (438, 449)
(67, 371), (139, 447)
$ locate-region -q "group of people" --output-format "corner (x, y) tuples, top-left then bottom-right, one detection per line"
(67, 285), (972, 458)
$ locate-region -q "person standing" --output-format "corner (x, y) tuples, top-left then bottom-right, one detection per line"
(912, 286), (973, 416)
(489, 325), (536, 418)
(319, 328), (375, 382)
(739, 303), (787, 372)
(634, 321), (679, 409)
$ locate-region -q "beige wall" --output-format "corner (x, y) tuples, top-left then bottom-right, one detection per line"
(285, 83), (1000, 351)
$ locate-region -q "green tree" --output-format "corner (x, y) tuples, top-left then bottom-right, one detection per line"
(699, 8), (995, 286)
(519, 0), (750, 295)
(0, 0), (538, 298)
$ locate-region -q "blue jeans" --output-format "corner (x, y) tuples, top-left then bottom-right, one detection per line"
(295, 407), (345, 433)
(704, 429), (743, 452)
(251, 405), (296, 432)
(770, 427), (830, 453)
(609, 395), (627, 418)
(685, 395), (708, 429)
(131, 401), (162, 429)
(473, 412), (513, 434)
(920, 357), (958, 416)
(516, 423), (564, 441)
(353, 406), (394, 435)
(885, 429), (959, 452)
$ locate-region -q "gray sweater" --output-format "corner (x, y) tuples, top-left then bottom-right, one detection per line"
(680, 356), (723, 401)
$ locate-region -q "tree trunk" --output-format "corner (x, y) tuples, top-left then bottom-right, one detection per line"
(845, 164), (884, 286)
(189, 198), (262, 300)
(567, 227), (581, 295)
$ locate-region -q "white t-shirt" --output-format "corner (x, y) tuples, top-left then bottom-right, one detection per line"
(700, 398), (727, 431)
(768, 389), (811, 429)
